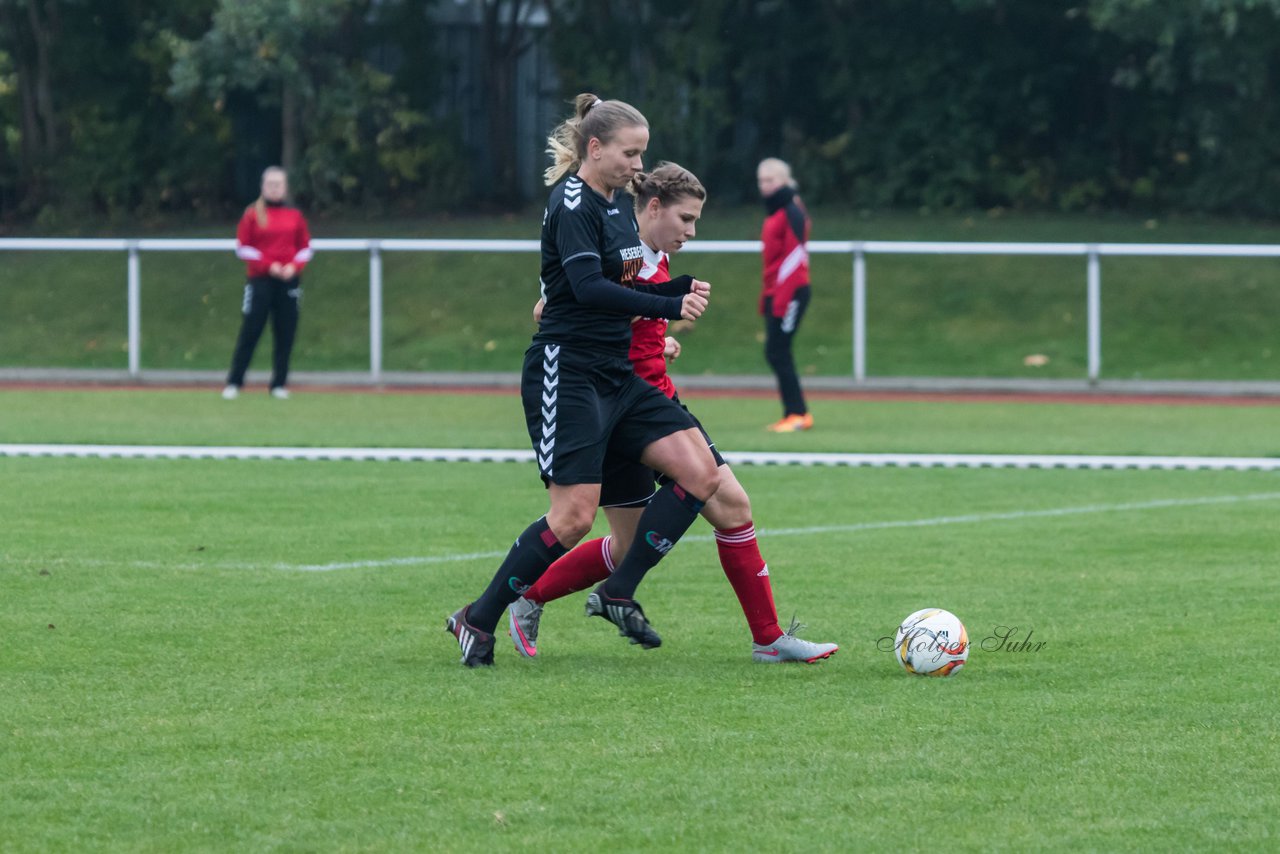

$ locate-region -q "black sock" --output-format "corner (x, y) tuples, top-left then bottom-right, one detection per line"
(468, 517), (568, 632)
(601, 482), (705, 600)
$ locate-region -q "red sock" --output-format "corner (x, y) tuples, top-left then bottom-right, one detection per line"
(524, 536), (613, 604)
(715, 522), (783, 645)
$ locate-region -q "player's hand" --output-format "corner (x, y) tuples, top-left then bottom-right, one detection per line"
(690, 279), (710, 298)
(282, 263), (297, 279)
(680, 291), (708, 321)
(269, 262), (284, 277)
(533, 298), (545, 323)
(663, 336), (681, 361)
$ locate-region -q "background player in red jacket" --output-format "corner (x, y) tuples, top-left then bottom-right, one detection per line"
(510, 163), (838, 664)
(222, 166), (312, 400)
(757, 157), (813, 432)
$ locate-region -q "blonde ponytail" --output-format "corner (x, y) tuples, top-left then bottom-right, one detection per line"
(252, 166), (288, 226)
(544, 93), (648, 186)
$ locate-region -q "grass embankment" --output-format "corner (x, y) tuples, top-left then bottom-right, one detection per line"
(2, 208), (1278, 380)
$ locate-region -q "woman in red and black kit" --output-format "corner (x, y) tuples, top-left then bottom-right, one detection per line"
(222, 166), (312, 400)
(757, 157), (813, 432)
(509, 163), (839, 665)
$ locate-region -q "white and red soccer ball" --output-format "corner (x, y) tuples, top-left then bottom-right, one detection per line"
(893, 608), (969, 676)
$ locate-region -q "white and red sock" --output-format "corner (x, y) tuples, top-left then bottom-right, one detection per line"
(524, 536), (613, 605)
(715, 522), (783, 645)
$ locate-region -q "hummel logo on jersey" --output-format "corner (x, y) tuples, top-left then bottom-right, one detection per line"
(564, 179), (583, 211)
(620, 245), (644, 261)
(645, 531), (675, 555)
(606, 207), (620, 216)
(538, 344), (559, 475)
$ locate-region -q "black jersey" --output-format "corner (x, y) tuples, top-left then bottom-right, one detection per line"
(536, 173), (671, 357)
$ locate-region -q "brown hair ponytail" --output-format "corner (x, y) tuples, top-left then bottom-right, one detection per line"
(630, 162), (706, 210)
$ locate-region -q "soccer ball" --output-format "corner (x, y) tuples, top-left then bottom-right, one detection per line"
(893, 608), (969, 676)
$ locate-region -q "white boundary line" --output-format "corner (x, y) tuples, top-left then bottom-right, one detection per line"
(2, 443), (1279, 471)
(38, 490), (1280, 573)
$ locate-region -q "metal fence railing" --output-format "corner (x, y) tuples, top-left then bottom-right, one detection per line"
(5, 237), (1280, 383)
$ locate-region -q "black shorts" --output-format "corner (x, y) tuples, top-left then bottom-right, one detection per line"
(599, 394), (726, 508)
(521, 342), (696, 487)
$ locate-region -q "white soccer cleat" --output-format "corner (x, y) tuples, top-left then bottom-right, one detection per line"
(270, 387), (290, 400)
(752, 617), (838, 663)
(221, 385), (239, 400)
(508, 595), (543, 658)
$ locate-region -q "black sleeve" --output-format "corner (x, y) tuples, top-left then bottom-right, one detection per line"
(785, 202), (808, 243)
(564, 256), (686, 320)
(634, 274), (694, 298)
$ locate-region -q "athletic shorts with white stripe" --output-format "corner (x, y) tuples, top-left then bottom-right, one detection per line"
(520, 342), (696, 487)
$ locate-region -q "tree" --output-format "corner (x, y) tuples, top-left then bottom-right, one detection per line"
(1085, 0), (1280, 213)
(167, 0), (466, 210)
(0, 0), (63, 205)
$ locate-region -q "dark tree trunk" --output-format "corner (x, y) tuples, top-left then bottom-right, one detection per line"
(481, 0), (535, 204)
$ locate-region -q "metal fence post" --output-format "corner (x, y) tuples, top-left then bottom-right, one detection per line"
(127, 240), (141, 377)
(853, 247), (867, 382)
(1087, 246), (1101, 383)
(369, 241), (383, 382)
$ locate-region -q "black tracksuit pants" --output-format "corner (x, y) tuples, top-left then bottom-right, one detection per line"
(226, 275), (300, 389)
(763, 285), (811, 417)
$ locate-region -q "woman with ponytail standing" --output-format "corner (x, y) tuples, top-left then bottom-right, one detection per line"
(445, 94), (721, 667)
(757, 157), (813, 432)
(508, 163), (839, 665)
(223, 166), (312, 400)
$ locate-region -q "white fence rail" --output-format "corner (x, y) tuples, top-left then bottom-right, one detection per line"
(5, 237), (1280, 383)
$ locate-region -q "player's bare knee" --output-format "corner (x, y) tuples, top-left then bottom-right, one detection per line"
(686, 459), (721, 501)
(547, 505), (595, 546)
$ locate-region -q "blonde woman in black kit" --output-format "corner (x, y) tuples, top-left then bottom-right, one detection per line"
(445, 94), (720, 667)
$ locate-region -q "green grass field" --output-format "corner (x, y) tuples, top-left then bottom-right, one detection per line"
(3, 208), (1280, 380)
(2, 389), (1279, 850)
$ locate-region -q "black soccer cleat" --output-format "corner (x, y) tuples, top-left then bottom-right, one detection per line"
(584, 587), (662, 649)
(445, 605), (495, 667)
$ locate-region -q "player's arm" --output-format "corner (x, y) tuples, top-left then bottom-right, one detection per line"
(634, 274), (695, 298)
(563, 256), (702, 320)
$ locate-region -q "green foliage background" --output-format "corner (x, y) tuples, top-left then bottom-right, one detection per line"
(5, 1), (1280, 223)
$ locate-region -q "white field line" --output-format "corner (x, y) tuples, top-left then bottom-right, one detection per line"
(48, 490), (1280, 573)
(2, 443), (1280, 471)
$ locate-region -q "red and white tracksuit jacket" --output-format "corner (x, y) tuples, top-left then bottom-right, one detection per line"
(759, 185), (810, 318)
(235, 203), (312, 279)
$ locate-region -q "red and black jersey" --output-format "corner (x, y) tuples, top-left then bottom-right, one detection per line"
(235, 202), (312, 279)
(630, 244), (677, 399)
(759, 185), (810, 317)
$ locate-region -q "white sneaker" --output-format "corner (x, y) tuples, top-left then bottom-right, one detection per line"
(752, 617), (839, 663)
(508, 596), (544, 658)
(221, 385), (239, 400)
(270, 387), (290, 400)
